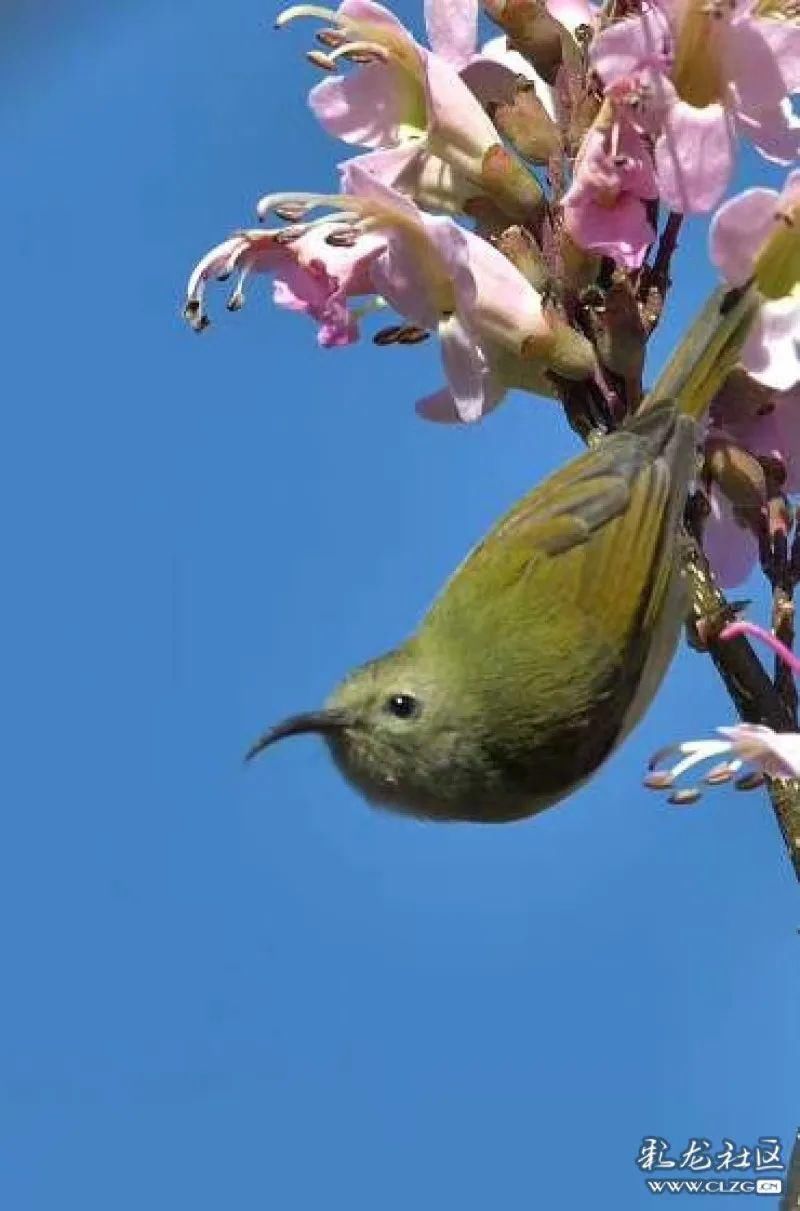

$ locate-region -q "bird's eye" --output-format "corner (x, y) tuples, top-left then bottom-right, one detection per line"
(384, 693), (420, 720)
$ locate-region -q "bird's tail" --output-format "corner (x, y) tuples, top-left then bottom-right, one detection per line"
(641, 280), (762, 422)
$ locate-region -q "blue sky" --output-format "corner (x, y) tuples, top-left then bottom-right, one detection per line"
(2, 2), (797, 1207)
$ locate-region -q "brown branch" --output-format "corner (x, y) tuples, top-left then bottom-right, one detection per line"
(649, 212), (683, 292)
(684, 541), (800, 881)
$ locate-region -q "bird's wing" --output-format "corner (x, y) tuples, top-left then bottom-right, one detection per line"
(427, 402), (696, 646)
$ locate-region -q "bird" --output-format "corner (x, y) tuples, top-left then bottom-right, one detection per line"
(246, 396), (699, 821)
(245, 279), (763, 822)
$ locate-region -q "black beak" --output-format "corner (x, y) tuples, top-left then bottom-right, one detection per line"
(244, 709), (352, 763)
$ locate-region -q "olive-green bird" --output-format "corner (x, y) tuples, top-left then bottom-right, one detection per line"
(245, 286), (759, 822)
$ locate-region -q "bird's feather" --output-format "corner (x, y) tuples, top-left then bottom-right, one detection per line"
(426, 402), (696, 647)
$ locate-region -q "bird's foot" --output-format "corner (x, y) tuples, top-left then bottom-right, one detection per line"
(686, 600), (750, 652)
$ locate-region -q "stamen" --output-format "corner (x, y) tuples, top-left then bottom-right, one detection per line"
(273, 203), (315, 222)
(373, 325), (404, 345)
(186, 236), (248, 301)
(396, 326), (430, 344)
(327, 41), (390, 65)
(226, 270), (249, 312)
(256, 191), (350, 223)
(643, 770), (675, 790)
(183, 299), (210, 333)
(669, 741), (733, 779)
(272, 226), (307, 245)
(704, 759), (742, 785)
(306, 50), (336, 71)
(735, 771), (765, 791)
(647, 739), (736, 787)
(316, 28), (346, 48)
(275, 5), (341, 30)
(325, 228), (359, 247)
(668, 788), (702, 806)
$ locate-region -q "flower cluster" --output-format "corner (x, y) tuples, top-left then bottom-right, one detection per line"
(185, 0), (799, 585)
(186, 0), (800, 844)
(185, 0), (798, 423)
(646, 621), (800, 804)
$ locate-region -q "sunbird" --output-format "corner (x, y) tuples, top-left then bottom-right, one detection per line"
(246, 286), (759, 821)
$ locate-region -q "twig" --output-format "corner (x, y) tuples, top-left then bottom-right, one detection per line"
(684, 541), (800, 881)
(649, 211), (683, 292)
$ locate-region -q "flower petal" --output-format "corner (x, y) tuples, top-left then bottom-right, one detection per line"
(702, 485), (759, 588)
(415, 381), (505, 421)
(709, 185), (781, 285)
(424, 0), (478, 66)
(741, 295), (800, 391)
(450, 226), (547, 345)
(564, 191), (655, 269)
(738, 100), (800, 165)
(342, 143), (475, 214)
(309, 63), (424, 148)
(590, 10), (668, 83)
(423, 47), (500, 169)
(745, 15), (800, 95)
(461, 43), (542, 110)
(717, 723), (800, 778)
(369, 241), (441, 329)
(655, 99), (735, 213)
(339, 0), (410, 32)
(438, 313), (491, 421)
(725, 18), (796, 118)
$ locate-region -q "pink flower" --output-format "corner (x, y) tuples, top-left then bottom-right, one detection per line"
(255, 167), (592, 421)
(279, 0), (546, 219)
(184, 222), (385, 347)
(340, 143), (478, 215)
(709, 171), (800, 390)
(335, 44), (544, 218)
(647, 613), (800, 796)
(702, 370), (800, 588)
(184, 232), (287, 332)
(424, 0), (482, 68)
(591, 0), (800, 212)
(710, 374), (800, 490)
(645, 722), (800, 803)
(281, 0), (502, 163)
(562, 100), (658, 268)
(424, 0), (569, 112)
(272, 223), (386, 346)
(336, 164), (559, 420)
(277, 0), (428, 149)
(701, 482), (760, 589)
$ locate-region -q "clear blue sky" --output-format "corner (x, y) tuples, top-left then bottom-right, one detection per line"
(2, 3), (797, 1208)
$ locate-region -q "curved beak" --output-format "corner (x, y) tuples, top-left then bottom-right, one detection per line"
(244, 708), (352, 763)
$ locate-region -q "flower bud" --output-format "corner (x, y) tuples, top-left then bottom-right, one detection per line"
(483, 0), (571, 85)
(587, 273), (646, 386)
(488, 81), (562, 164)
(492, 225), (551, 293)
(559, 230), (600, 292)
(522, 315), (597, 381)
(481, 144), (545, 225)
(704, 439), (767, 519)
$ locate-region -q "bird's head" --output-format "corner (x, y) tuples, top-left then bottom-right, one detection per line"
(245, 643), (478, 819)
